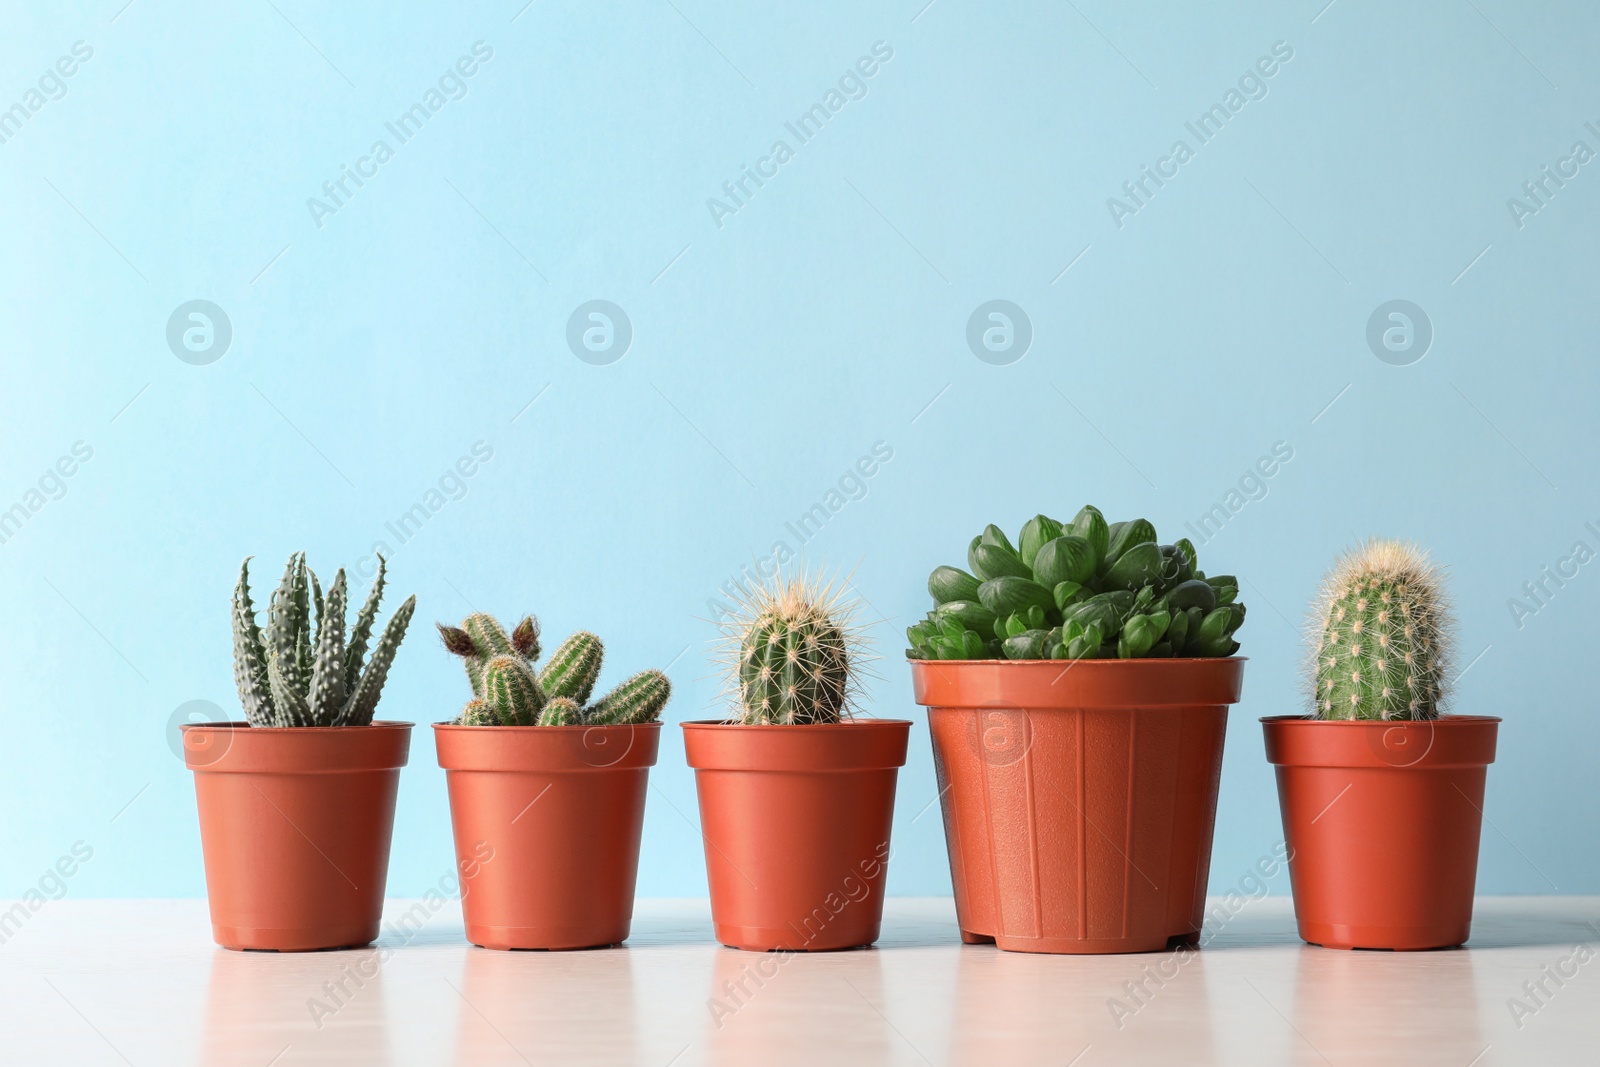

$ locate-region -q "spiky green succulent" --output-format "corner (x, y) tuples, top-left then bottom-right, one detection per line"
(440, 614), (670, 726)
(232, 553), (416, 727)
(588, 670), (672, 725)
(725, 573), (861, 725)
(539, 632), (603, 703)
(908, 506), (1246, 661)
(1311, 540), (1451, 721)
(538, 697), (583, 726)
(438, 613), (539, 697)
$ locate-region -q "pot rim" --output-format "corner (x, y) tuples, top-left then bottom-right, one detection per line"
(434, 719), (660, 771)
(680, 717), (914, 729)
(682, 718), (911, 771)
(182, 719), (412, 773)
(909, 656), (1248, 666)
(432, 720), (663, 731)
(1261, 713), (1499, 769)
(181, 719), (415, 732)
(1259, 714), (1503, 725)
(909, 655), (1245, 709)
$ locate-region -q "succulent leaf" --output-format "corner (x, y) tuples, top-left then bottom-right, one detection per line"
(344, 555), (387, 695)
(307, 570), (348, 723)
(232, 558), (274, 727)
(338, 594), (416, 726)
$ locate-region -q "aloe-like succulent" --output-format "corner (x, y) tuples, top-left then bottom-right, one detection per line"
(722, 571), (864, 724)
(439, 614), (670, 726)
(232, 553), (416, 727)
(908, 506), (1246, 661)
(1309, 539), (1451, 721)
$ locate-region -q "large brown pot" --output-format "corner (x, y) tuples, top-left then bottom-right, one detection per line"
(433, 722), (659, 950)
(183, 721), (411, 951)
(910, 658), (1244, 954)
(682, 719), (911, 952)
(1262, 714), (1499, 950)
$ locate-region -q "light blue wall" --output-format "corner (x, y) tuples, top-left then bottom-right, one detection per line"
(1, 0), (1593, 900)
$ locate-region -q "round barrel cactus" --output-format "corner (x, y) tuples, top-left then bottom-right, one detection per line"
(727, 573), (861, 725)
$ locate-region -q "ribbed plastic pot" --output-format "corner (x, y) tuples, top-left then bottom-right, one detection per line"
(183, 721), (411, 951)
(433, 722), (659, 950)
(682, 719), (911, 952)
(910, 658), (1245, 954)
(1262, 715), (1499, 950)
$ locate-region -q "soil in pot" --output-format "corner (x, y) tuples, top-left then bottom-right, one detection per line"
(1262, 714), (1500, 950)
(184, 721), (411, 951)
(912, 658), (1244, 954)
(434, 721), (659, 950)
(683, 719), (911, 952)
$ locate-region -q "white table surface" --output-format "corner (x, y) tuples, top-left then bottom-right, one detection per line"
(0, 897), (1594, 1065)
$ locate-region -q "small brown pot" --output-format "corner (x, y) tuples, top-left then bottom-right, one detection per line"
(682, 719), (911, 952)
(910, 657), (1245, 954)
(1262, 714), (1500, 950)
(433, 722), (660, 950)
(183, 721), (411, 951)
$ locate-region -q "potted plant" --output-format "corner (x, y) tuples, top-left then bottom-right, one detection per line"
(433, 612), (671, 949)
(1263, 539), (1499, 950)
(907, 507), (1247, 953)
(183, 554), (417, 951)
(684, 571), (910, 952)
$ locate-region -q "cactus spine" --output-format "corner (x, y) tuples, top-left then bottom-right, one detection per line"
(441, 613), (671, 726)
(1310, 540), (1452, 721)
(725, 572), (862, 725)
(231, 553), (416, 727)
(539, 632), (604, 703)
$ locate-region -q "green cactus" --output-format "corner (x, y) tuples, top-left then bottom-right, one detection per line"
(540, 631), (603, 703)
(231, 553), (416, 727)
(462, 699), (499, 726)
(439, 613), (539, 697)
(912, 508), (1246, 662)
(1311, 540), (1451, 721)
(482, 655), (545, 725)
(588, 670), (672, 725)
(727, 573), (859, 725)
(441, 612), (671, 726)
(538, 696), (582, 726)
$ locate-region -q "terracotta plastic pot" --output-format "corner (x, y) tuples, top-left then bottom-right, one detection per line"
(682, 719), (911, 952)
(183, 721), (411, 951)
(1262, 715), (1500, 950)
(433, 722), (659, 950)
(910, 658), (1245, 954)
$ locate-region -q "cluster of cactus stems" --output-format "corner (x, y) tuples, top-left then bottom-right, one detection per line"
(440, 613), (671, 726)
(1310, 539), (1452, 721)
(722, 572), (864, 725)
(232, 554), (416, 727)
(908, 506), (1247, 661)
